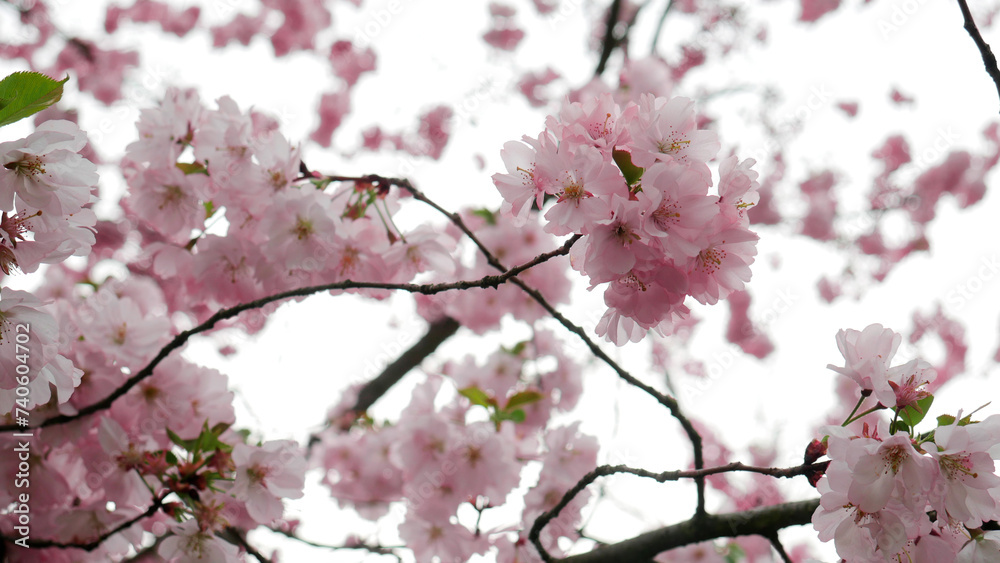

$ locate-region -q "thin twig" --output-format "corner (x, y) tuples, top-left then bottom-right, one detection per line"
(767, 532), (793, 563)
(220, 528), (271, 563)
(0, 234), (579, 433)
(1, 494), (165, 550)
(957, 0), (1000, 111)
(649, 0), (675, 53)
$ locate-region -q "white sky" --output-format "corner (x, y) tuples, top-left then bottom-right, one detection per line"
(3, 0), (1000, 561)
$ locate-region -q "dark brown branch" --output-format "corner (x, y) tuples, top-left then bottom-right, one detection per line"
(220, 528), (271, 563)
(269, 528), (402, 561)
(530, 461), (825, 562)
(957, 0), (1000, 111)
(351, 315), (461, 415)
(307, 315), (461, 450)
(596, 0), (623, 76)
(768, 532), (793, 563)
(2, 494), (165, 550)
(558, 499), (820, 563)
(0, 234), (579, 433)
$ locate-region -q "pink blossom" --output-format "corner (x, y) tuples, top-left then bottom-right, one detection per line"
(310, 89), (351, 147)
(890, 87), (915, 105)
(518, 68), (560, 107)
(872, 135), (911, 175)
(47, 40), (139, 105)
(329, 40), (377, 87)
(545, 93), (633, 155)
(0, 120), (98, 216)
(158, 518), (242, 562)
(105, 1), (200, 37)
(539, 144), (626, 236)
(685, 226), (758, 305)
(493, 132), (559, 226)
(959, 531), (1000, 562)
(415, 105), (453, 159)
(231, 440), (306, 524)
(725, 290), (774, 359)
(628, 94), (720, 176)
(637, 161), (716, 260)
(210, 13), (267, 48)
(126, 87), (202, 166)
(827, 324), (900, 406)
(837, 101), (859, 117)
(398, 516), (487, 563)
(0, 288), (59, 391)
(799, 0), (841, 22)
(848, 431), (935, 513)
(122, 162), (210, 245)
(262, 0), (332, 56)
(928, 415), (1000, 528)
(582, 196), (648, 285)
(799, 170), (838, 241)
(716, 156), (760, 227)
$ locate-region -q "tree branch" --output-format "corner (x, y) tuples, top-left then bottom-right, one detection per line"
(1, 494), (165, 550)
(351, 315), (461, 416)
(307, 314), (462, 451)
(596, 0), (624, 76)
(529, 461), (827, 562)
(649, 0), (675, 53)
(219, 528), (271, 563)
(0, 233), (579, 433)
(557, 499), (819, 563)
(957, 0), (1000, 111)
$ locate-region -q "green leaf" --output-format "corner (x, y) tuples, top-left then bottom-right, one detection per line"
(613, 149), (644, 187)
(176, 161), (207, 175)
(723, 541), (745, 563)
(459, 386), (494, 408)
(0, 72), (69, 129)
(937, 414), (956, 427)
(499, 409), (526, 423)
(203, 200), (216, 219)
(504, 390), (544, 411)
(166, 428), (195, 451)
(898, 395), (934, 428)
(471, 208), (497, 225)
(164, 451), (178, 465)
(503, 340), (527, 356)
(891, 419), (909, 435)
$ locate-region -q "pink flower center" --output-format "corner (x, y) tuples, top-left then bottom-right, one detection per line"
(5, 155), (45, 177)
(696, 245), (726, 274)
(939, 453), (978, 481)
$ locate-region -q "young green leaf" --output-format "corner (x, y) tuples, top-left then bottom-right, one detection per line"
(0, 72), (69, 129)
(459, 386), (494, 408)
(613, 149), (644, 187)
(898, 395), (933, 428)
(504, 390), (544, 411)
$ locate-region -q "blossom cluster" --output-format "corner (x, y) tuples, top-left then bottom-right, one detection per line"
(493, 93), (759, 345)
(813, 324), (1000, 561)
(119, 87), (460, 329)
(312, 333), (595, 562)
